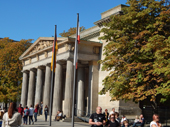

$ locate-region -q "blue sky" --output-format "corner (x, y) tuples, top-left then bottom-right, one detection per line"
(0, 0), (127, 43)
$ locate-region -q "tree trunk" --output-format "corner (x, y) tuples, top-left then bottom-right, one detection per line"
(150, 101), (158, 114)
(5, 103), (7, 112)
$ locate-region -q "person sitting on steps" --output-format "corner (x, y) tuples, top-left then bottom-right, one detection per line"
(55, 110), (63, 121)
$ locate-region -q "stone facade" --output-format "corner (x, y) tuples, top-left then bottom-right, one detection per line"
(19, 4), (141, 118)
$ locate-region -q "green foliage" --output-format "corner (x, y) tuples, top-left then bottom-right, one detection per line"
(99, 0), (170, 107)
(59, 26), (85, 37)
(0, 38), (32, 103)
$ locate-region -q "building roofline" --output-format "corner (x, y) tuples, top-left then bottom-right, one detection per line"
(101, 4), (128, 15)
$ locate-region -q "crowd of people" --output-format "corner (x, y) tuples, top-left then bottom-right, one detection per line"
(0, 102), (162, 127)
(89, 106), (162, 127)
(1, 101), (48, 126)
(17, 102), (47, 125)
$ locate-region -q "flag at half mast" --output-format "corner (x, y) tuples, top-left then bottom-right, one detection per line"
(73, 13), (80, 69)
(51, 25), (58, 72)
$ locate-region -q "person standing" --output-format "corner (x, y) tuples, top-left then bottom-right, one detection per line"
(150, 114), (161, 127)
(89, 106), (106, 127)
(40, 102), (43, 115)
(2, 102), (21, 127)
(44, 105), (48, 121)
(103, 109), (109, 126)
(115, 112), (121, 123)
(17, 104), (24, 118)
(108, 114), (120, 127)
(23, 106), (29, 125)
(121, 115), (127, 126)
(34, 104), (39, 122)
(109, 108), (115, 115)
(28, 105), (34, 125)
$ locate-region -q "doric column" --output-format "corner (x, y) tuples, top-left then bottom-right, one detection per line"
(88, 61), (99, 114)
(21, 70), (29, 108)
(77, 67), (85, 117)
(43, 64), (51, 114)
(35, 67), (44, 106)
(27, 68), (36, 107)
(64, 60), (74, 118)
(52, 62), (63, 115)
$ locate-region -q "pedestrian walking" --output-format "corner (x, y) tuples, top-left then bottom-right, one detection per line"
(23, 106), (29, 125)
(34, 104), (39, 122)
(2, 102), (21, 127)
(44, 105), (48, 121)
(17, 104), (24, 118)
(28, 105), (34, 125)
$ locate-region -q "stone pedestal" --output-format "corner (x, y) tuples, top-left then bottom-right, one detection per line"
(21, 70), (29, 108)
(77, 68), (85, 117)
(27, 69), (36, 107)
(52, 63), (63, 115)
(64, 60), (73, 118)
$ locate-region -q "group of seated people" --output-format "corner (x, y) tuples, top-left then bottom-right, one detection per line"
(132, 114), (145, 127)
(103, 108), (145, 127)
(54, 110), (64, 121)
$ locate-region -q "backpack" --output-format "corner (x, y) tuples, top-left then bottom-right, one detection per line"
(26, 110), (29, 116)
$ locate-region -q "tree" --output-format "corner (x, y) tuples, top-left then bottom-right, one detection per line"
(99, 0), (170, 112)
(0, 38), (32, 106)
(59, 26), (85, 37)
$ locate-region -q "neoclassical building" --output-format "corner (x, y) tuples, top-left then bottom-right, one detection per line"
(20, 4), (141, 118)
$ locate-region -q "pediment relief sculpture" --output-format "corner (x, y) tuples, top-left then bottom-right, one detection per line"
(29, 40), (53, 55)
(65, 43), (74, 51)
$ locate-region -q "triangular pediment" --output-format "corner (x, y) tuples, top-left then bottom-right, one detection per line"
(19, 37), (67, 60)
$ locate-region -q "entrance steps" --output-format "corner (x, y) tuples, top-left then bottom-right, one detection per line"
(62, 116), (84, 122)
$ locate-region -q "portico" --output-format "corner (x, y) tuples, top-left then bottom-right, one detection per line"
(19, 37), (101, 117)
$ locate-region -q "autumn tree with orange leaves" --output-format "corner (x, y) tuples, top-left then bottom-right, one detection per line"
(59, 26), (85, 37)
(0, 38), (32, 106)
(99, 0), (170, 112)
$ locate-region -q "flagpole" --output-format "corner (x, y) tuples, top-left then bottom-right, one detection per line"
(49, 25), (57, 126)
(72, 13), (79, 127)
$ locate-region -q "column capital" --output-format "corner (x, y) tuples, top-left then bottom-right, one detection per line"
(30, 68), (37, 72)
(22, 70), (29, 73)
(56, 61), (64, 65)
(46, 63), (51, 67)
(37, 66), (45, 70)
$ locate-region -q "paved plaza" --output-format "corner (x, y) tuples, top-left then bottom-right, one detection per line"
(21, 115), (90, 127)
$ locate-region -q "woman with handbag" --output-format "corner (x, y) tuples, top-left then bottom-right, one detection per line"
(2, 102), (21, 127)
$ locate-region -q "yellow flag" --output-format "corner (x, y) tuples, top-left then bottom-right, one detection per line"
(51, 26), (58, 72)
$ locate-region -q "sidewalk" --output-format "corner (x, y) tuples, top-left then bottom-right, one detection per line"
(21, 115), (90, 127)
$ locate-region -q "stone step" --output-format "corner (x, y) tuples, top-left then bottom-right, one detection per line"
(62, 117), (84, 122)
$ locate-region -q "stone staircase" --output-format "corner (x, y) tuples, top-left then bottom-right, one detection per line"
(62, 116), (84, 122)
